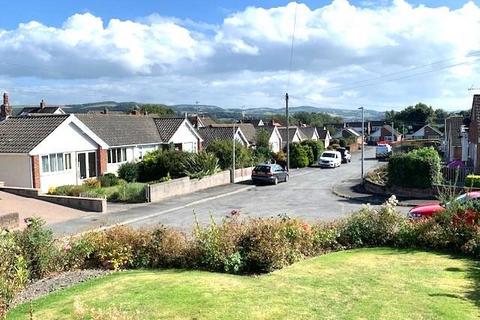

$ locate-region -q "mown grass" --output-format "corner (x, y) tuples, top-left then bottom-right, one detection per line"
(7, 248), (480, 320)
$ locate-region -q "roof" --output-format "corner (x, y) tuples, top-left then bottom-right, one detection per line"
(298, 127), (317, 139)
(0, 115), (69, 153)
(413, 124), (443, 137)
(18, 106), (65, 115)
(198, 126), (247, 148)
(317, 128), (330, 140)
(242, 119), (264, 127)
(153, 118), (186, 142)
(209, 123), (257, 144)
(76, 114), (162, 147)
(277, 127), (299, 143)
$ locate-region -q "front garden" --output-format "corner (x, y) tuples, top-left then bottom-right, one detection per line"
(7, 248), (480, 319)
(3, 194), (480, 318)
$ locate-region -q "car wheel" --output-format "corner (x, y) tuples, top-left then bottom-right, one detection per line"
(284, 175), (289, 182)
(273, 177), (278, 185)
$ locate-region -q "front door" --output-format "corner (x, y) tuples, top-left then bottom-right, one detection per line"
(77, 151), (97, 181)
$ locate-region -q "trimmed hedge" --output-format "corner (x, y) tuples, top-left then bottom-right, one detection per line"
(289, 143), (310, 168)
(388, 147), (442, 189)
(465, 175), (480, 188)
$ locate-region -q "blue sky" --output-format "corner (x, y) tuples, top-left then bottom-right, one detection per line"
(1, 0), (473, 28)
(0, 0), (479, 110)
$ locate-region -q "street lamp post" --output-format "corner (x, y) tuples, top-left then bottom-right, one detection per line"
(359, 107), (365, 182)
(232, 121), (236, 183)
(286, 93), (290, 171)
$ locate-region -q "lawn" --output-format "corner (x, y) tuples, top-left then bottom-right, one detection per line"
(7, 248), (480, 320)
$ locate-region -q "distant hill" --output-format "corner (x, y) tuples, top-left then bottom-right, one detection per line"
(13, 101), (385, 121)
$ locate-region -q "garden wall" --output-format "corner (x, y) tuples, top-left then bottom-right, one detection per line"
(0, 186), (106, 213)
(147, 167), (253, 203)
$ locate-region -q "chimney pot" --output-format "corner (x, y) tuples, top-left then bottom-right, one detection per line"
(40, 99), (46, 109)
(1, 92), (12, 119)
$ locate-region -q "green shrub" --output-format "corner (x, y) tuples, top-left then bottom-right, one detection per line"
(49, 184), (88, 196)
(147, 227), (191, 268)
(289, 143), (309, 168)
(301, 140), (324, 164)
(272, 151), (287, 167)
(15, 218), (59, 279)
(182, 151), (220, 179)
(118, 162), (139, 183)
(138, 150), (190, 182)
(108, 182), (146, 203)
(0, 231), (28, 315)
(253, 146), (273, 165)
(465, 175), (480, 188)
(388, 147), (441, 189)
(99, 173), (119, 187)
(83, 178), (101, 189)
(206, 139), (253, 170)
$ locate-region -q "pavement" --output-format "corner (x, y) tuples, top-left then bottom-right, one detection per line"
(332, 179), (429, 207)
(48, 147), (415, 236)
(0, 191), (90, 229)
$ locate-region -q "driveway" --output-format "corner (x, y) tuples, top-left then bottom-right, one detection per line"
(0, 191), (90, 229)
(50, 147), (410, 236)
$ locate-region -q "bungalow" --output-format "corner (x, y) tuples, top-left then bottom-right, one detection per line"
(445, 116), (466, 163)
(259, 126), (283, 153)
(298, 127), (319, 141)
(317, 128), (332, 148)
(344, 121), (371, 136)
(278, 127), (303, 148)
(197, 126), (250, 149)
(76, 114), (203, 175)
(409, 124), (443, 140)
(18, 99), (65, 116)
(369, 125), (401, 143)
(208, 123), (257, 146)
(0, 114), (109, 193)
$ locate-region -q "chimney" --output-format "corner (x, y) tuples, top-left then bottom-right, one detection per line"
(0, 92), (12, 120)
(40, 99), (46, 109)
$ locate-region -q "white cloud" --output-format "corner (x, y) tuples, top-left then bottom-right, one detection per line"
(1, 1), (480, 111)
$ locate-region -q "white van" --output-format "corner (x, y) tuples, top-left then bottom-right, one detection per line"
(318, 151), (342, 168)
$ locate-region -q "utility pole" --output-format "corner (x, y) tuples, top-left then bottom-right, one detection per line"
(286, 93), (290, 171)
(359, 107), (365, 181)
(232, 121), (236, 183)
(391, 121), (395, 142)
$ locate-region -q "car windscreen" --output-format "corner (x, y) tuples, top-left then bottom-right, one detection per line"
(254, 166), (271, 173)
(322, 153), (336, 158)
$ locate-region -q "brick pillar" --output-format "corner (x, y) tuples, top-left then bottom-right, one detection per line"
(98, 147), (108, 176)
(31, 155), (41, 189)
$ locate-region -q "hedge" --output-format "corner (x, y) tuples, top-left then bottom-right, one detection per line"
(465, 175), (480, 188)
(388, 147), (442, 189)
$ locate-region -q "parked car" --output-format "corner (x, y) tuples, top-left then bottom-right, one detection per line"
(251, 164), (289, 185)
(375, 143), (392, 160)
(408, 192), (480, 220)
(318, 151), (342, 168)
(337, 147), (352, 163)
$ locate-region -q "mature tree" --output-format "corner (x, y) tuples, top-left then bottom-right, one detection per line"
(132, 104), (175, 116)
(256, 128), (270, 149)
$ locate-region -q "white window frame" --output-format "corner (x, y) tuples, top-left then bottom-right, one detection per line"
(41, 153), (72, 173)
(108, 147), (127, 164)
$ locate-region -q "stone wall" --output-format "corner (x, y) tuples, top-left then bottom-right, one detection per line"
(148, 167), (253, 203)
(0, 186), (106, 213)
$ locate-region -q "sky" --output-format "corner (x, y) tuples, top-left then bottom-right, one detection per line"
(0, 0), (479, 111)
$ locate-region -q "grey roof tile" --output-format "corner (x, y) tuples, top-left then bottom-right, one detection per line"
(76, 114), (162, 147)
(0, 115), (69, 153)
(153, 118), (186, 142)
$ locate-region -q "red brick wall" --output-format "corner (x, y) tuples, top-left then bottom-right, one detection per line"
(98, 148), (107, 176)
(31, 155), (41, 189)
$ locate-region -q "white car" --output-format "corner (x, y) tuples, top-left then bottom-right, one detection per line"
(318, 151), (342, 168)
